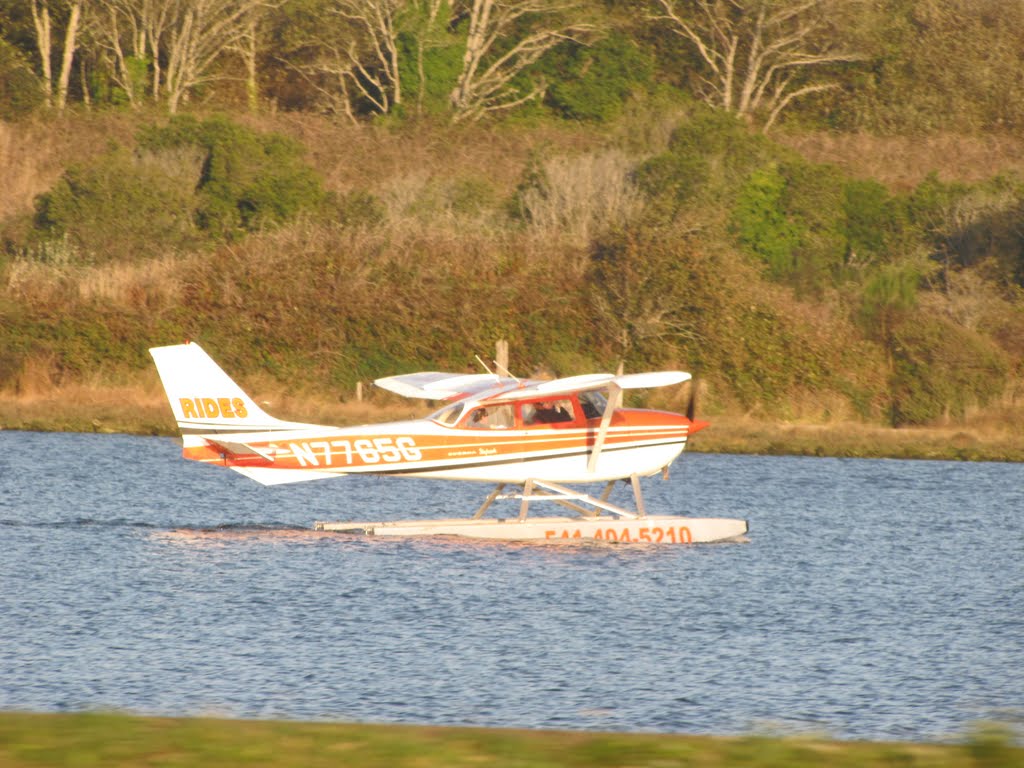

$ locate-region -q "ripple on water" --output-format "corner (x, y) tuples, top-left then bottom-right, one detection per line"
(0, 433), (1022, 741)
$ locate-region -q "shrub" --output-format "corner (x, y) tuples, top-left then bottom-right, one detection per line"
(137, 115), (329, 239)
(543, 33), (654, 122)
(889, 314), (1009, 425)
(636, 106), (777, 209)
(908, 172), (1024, 288)
(29, 116), (330, 263)
(0, 38), (43, 119)
(841, 178), (912, 269)
(33, 147), (202, 263)
(731, 163), (801, 280)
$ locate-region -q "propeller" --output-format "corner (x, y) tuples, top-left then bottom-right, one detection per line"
(686, 377), (697, 423)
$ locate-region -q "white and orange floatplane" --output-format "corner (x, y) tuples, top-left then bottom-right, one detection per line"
(150, 342), (748, 544)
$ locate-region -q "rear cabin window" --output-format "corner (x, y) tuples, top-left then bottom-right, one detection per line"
(521, 398), (575, 427)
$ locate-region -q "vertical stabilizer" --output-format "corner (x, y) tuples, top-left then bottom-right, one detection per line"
(149, 342), (320, 434)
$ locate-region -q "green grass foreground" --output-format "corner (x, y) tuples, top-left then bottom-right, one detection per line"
(0, 713), (1020, 768)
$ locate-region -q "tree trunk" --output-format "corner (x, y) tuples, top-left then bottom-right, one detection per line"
(31, 0), (54, 107)
(55, 0), (82, 110)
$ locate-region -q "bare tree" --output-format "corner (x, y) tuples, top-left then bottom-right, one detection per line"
(284, 0), (407, 120)
(163, 0), (267, 112)
(90, 0), (262, 110)
(330, 0), (405, 114)
(650, 0), (861, 131)
(30, 0), (53, 106)
(54, 0), (82, 109)
(91, 0), (143, 106)
(449, 0), (592, 123)
(30, 0), (82, 109)
(231, 8), (263, 111)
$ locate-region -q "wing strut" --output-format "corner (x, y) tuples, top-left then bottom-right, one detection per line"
(587, 383), (623, 474)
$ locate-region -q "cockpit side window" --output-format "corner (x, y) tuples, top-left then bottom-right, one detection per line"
(579, 390), (607, 419)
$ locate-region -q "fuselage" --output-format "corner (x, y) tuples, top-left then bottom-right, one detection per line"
(185, 406), (702, 485)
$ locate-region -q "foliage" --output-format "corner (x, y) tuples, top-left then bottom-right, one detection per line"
(907, 173), (1024, 288)
(395, 2), (464, 118)
(32, 146), (203, 264)
(841, 178), (911, 268)
(730, 159), (907, 293)
(889, 314), (1009, 426)
(2, 110), (1023, 431)
(2, 0), (1024, 132)
(819, 0), (1024, 133)
(587, 226), (712, 365)
(731, 164), (802, 281)
(636, 106), (776, 209)
(138, 115), (330, 238)
(0, 37), (42, 119)
(542, 33), (654, 122)
(28, 116), (330, 264)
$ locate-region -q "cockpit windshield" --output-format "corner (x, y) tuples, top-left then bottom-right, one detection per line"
(430, 402), (466, 426)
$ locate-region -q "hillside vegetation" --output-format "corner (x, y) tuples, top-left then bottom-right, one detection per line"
(1, 0), (1023, 446)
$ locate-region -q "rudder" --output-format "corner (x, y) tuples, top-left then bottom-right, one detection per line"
(149, 342), (311, 434)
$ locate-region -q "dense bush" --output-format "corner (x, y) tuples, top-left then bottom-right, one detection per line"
(33, 146), (202, 263)
(889, 314), (1009, 425)
(0, 38), (43, 119)
(543, 33), (654, 122)
(636, 106), (777, 208)
(731, 159), (912, 293)
(138, 115), (330, 238)
(907, 173), (1024, 288)
(30, 116), (330, 263)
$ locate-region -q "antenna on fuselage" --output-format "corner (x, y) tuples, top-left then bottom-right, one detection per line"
(492, 360), (519, 383)
(475, 354), (494, 375)
(474, 354), (516, 384)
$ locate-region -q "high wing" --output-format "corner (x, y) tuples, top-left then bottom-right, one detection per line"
(374, 372), (516, 400)
(377, 370), (692, 403)
(485, 371), (691, 401)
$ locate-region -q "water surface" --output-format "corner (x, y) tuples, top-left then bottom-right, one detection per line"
(1, 431), (1021, 741)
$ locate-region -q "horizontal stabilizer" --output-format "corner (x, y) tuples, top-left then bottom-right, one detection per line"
(229, 466), (344, 485)
(206, 439), (277, 462)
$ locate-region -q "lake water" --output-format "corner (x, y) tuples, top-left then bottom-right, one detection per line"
(1, 430), (1022, 742)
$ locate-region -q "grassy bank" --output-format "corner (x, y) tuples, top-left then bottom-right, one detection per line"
(0, 713), (1020, 768)
(1, 385), (1022, 463)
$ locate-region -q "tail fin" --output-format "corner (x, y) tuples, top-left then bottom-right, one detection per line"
(149, 342), (319, 435)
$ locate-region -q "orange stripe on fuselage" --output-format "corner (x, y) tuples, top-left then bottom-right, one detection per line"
(181, 409), (694, 472)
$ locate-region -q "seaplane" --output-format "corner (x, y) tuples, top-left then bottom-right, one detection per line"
(149, 342), (748, 544)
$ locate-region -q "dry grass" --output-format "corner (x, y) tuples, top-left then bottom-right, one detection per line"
(3, 377), (1022, 462)
(4, 254), (186, 310)
(777, 131), (1024, 190)
(696, 413), (1024, 462)
(0, 112), (142, 223)
(518, 149), (645, 245)
(244, 113), (604, 199)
